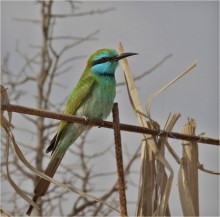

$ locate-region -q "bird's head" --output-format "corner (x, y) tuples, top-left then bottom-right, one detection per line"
(87, 48), (137, 75)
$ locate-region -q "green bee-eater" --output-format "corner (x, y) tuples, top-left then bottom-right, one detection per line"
(26, 48), (137, 215)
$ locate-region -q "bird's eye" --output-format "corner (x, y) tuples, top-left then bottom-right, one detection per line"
(100, 57), (108, 62)
(92, 57), (110, 66)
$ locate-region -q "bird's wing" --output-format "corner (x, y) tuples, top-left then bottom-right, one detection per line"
(47, 76), (96, 153)
(59, 76), (95, 134)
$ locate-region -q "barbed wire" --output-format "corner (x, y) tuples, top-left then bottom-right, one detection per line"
(1, 103), (219, 146)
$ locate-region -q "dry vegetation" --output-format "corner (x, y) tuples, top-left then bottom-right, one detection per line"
(1, 1), (219, 216)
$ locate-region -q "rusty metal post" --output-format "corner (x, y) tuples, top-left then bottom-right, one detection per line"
(112, 103), (127, 216)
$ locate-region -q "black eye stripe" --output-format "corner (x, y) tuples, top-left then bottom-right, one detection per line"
(92, 56), (116, 66)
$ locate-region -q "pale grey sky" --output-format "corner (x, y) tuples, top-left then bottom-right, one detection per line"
(1, 1), (219, 216)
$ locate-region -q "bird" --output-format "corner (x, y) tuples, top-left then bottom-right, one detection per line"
(26, 48), (137, 215)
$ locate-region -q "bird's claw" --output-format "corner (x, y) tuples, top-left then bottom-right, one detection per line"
(82, 116), (89, 125)
(98, 120), (104, 128)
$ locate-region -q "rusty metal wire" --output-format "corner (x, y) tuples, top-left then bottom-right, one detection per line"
(1, 104), (219, 146)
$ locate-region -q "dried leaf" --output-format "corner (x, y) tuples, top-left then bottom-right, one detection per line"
(0, 208), (11, 217)
(180, 118), (199, 215)
(155, 113), (181, 216)
(7, 126), (120, 214)
(1, 85), (37, 208)
(146, 61), (198, 118)
(118, 43), (157, 215)
(0, 84), (12, 126)
(178, 164), (196, 216)
(5, 130), (39, 209)
(163, 113), (182, 164)
(118, 42), (173, 217)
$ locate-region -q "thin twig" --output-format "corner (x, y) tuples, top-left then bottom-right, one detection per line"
(1, 104), (219, 146)
(197, 163), (220, 175)
(146, 60), (198, 117)
(51, 8), (115, 18)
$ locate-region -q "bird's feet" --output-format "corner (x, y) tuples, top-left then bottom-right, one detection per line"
(98, 120), (104, 128)
(82, 116), (104, 128)
(82, 115), (89, 125)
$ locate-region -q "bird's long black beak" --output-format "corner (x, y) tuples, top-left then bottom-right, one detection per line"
(114, 52), (138, 61)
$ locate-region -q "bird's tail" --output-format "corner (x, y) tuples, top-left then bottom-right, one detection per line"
(26, 152), (65, 216)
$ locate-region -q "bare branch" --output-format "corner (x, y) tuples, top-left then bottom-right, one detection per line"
(59, 30), (100, 56)
(12, 17), (40, 24)
(51, 8), (115, 18)
(48, 35), (98, 41)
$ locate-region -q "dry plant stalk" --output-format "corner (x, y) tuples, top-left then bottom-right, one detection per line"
(118, 42), (174, 216)
(1, 85), (13, 129)
(0, 208), (11, 217)
(1, 85), (39, 210)
(142, 56), (199, 216)
(197, 162), (220, 175)
(146, 60), (198, 118)
(179, 118), (199, 216)
(156, 113), (181, 217)
(3, 128), (120, 214)
(118, 43), (156, 216)
(162, 113), (182, 164)
(118, 42), (201, 216)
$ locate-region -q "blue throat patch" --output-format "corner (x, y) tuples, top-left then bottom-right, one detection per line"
(91, 61), (118, 75)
